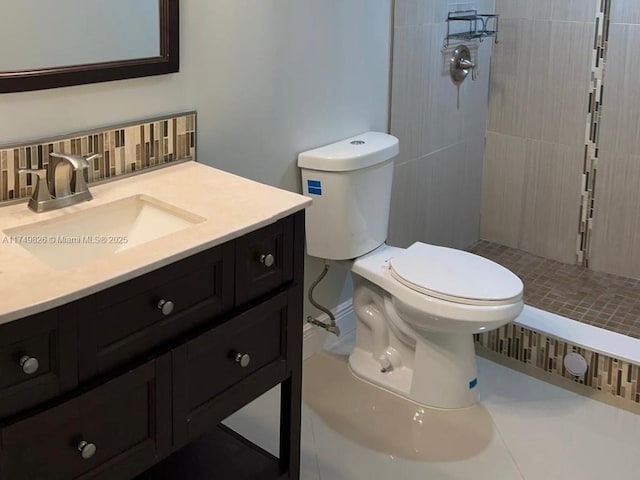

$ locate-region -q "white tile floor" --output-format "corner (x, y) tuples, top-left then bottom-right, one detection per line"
(224, 335), (640, 480)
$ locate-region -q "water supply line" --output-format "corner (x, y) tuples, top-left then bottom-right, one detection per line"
(306, 261), (341, 336)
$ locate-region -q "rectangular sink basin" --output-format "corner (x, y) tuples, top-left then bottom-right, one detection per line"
(4, 195), (206, 270)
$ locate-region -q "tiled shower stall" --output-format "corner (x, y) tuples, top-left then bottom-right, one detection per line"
(479, 0), (640, 332)
(389, 0), (640, 406)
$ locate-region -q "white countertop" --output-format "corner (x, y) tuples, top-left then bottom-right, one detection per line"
(0, 161), (311, 324)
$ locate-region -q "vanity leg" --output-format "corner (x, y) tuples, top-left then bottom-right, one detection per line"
(280, 282), (303, 479)
(280, 373), (301, 479)
(278, 209), (304, 479)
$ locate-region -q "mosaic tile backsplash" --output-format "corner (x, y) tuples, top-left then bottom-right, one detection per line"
(475, 323), (640, 406)
(0, 112), (196, 203)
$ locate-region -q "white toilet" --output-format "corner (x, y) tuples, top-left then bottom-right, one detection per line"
(298, 132), (523, 409)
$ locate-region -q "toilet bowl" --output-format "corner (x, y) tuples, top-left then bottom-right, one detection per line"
(298, 132), (524, 409)
(347, 243), (522, 409)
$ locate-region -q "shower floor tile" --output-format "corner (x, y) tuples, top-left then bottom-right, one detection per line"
(470, 241), (640, 339)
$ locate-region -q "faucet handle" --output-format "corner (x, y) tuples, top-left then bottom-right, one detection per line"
(18, 168), (53, 210)
(17, 167), (47, 180)
(49, 152), (100, 170)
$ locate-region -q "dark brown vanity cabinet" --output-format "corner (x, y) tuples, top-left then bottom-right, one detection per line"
(0, 310), (77, 419)
(172, 291), (289, 443)
(0, 356), (171, 480)
(0, 211), (304, 480)
(66, 243), (235, 383)
(235, 216), (294, 304)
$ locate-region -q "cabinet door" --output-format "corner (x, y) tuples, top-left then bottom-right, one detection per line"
(70, 243), (234, 382)
(0, 355), (171, 480)
(172, 292), (290, 444)
(235, 216), (294, 304)
(0, 310), (76, 418)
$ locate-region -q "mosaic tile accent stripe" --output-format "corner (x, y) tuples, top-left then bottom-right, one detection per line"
(0, 112), (196, 204)
(577, 0), (611, 266)
(475, 323), (640, 405)
(471, 240), (640, 339)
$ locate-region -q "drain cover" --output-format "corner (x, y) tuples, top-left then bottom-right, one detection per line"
(564, 352), (588, 376)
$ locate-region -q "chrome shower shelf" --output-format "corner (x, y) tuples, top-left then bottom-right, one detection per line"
(445, 10), (499, 47)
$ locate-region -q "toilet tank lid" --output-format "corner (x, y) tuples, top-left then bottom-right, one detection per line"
(298, 132), (399, 172)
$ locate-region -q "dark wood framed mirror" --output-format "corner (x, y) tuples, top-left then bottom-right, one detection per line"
(0, 0), (179, 94)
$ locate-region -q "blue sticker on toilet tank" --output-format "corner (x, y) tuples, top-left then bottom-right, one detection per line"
(307, 179), (322, 195)
(469, 378), (478, 389)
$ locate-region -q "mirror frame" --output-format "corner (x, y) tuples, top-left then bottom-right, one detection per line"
(0, 0), (179, 94)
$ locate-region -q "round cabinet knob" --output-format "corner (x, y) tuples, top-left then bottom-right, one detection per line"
(259, 253), (275, 268)
(19, 355), (39, 375)
(77, 441), (97, 460)
(157, 299), (174, 316)
(235, 353), (251, 368)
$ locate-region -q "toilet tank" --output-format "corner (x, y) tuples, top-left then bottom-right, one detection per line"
(298, 132), (399, 260)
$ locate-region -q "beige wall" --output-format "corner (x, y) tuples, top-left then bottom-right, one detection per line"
(589, 2), (640, 278)
(0, 0), (392, 320)
(480, 0), (596, 263)
(482, 0), (640, 279)
(388, 0), (494, 250)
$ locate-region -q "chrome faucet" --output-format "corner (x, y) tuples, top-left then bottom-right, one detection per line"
(19, 152), (100, 213)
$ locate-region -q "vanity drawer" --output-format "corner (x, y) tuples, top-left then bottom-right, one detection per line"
(235, 216), (294, 305)
(0, 311), (76, 419)
(0, 355), (171, 480)
(172, 291), (289, 442)
(70, 244), (234, 382)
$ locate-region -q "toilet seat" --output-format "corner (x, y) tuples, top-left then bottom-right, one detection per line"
(389, 242), (523, 306)
(352, 243), (524, 334)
